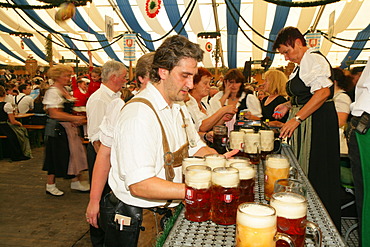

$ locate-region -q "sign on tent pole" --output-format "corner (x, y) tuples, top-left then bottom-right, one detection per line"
(306, 32), (321, 51)
(123, 33), (136, 62)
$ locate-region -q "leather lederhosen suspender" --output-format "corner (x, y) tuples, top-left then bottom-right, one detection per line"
(123, 98), (189, 207)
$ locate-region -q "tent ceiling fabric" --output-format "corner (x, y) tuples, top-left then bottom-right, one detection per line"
(0, 0), (369, 69)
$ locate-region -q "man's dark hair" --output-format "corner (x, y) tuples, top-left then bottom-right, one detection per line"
(18, 83), (29, 93)
(350, 66), (365, 75)
(273, 26), (306, 51)
(150, 35), (204, 83)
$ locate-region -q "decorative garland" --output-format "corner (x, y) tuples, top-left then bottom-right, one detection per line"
(146, 0), (161, 18)
(45, 34), (53, 64)
(0, 0), (90, 9)
(262, 0), (340, 7)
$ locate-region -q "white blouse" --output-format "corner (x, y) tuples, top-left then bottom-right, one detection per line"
(333, 90), (351, 114)
(185, 95), (209, 131)
(289, 48), (333, 94)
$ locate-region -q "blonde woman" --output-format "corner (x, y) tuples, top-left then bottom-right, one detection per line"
(261, 69), (289, 127)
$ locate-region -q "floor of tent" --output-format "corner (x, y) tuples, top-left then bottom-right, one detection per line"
(0, 146), (359, 247)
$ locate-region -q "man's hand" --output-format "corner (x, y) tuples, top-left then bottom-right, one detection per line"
(86, 200), (100, 228)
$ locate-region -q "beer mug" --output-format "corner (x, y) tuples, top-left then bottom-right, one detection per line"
(236, 203), (295, 247)
(259, 130), (282, 159)
(213, 125), (228, 154)
(184, 165), (212, 222)
(274, 179), (307, 197)
(230, 162), (256, 203)
(240, 128), (254, 134)
(264, 154), (290, 201)
(211, 167), (240, 225)
(225, 156), (250, 167)
(270, 192), (322, 247)
(182, 156), (206, 182)
(244, 132), (261, 165)
(229, 130), (245, 150)
(205, 154), (226, 171)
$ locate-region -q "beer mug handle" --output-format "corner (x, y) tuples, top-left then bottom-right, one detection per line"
(289, 167), (298, 179)
(273, 138), (282, 154)
(306, 221), (322, 247)
(274, 232), (295, 247)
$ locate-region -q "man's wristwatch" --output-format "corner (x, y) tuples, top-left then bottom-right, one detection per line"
(294, 116), (303, 124)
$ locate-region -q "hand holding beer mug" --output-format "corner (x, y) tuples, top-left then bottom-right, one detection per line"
(184, 165), (212, 222)
(244, 132), (261, 165)
(264, 154), (290, 201)
(211, 167), (240, 225)
(205, 154), (226, 171)
(236, 203), (295, 247)
(274, 178), (307, 197)
(270, 192), (322, 247)
(231, 162), (256, 203)
(213, 125), (228, 154)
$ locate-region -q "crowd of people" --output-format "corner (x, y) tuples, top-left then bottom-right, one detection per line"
(1, 27), (369, 247)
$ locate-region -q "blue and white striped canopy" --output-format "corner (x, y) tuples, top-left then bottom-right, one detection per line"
(0, 0), (369, 69)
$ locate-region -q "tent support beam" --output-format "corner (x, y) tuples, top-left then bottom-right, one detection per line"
(212, 0), (225, 72)
(310, 5), (325, 32)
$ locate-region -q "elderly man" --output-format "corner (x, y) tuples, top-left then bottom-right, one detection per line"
(100, 35), (236, 247)
(86, 60), (127, 246)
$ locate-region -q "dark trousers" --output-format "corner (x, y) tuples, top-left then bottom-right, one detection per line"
(87, 142), (111, 247)
(347, 117), (363, 245)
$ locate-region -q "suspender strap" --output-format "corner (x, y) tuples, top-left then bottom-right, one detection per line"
(15, 95), (26, 105)
(124, 98), (189, 207)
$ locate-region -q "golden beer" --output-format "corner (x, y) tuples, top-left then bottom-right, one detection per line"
(264, 154), (290, 201)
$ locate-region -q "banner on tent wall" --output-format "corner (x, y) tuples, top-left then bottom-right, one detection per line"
(306, 32), (321, 51)
(123, 34), (136, 61)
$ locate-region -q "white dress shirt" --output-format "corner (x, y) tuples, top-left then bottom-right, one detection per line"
(109, 83), (206, 208)
(13, 93), (34, 113)
(99, 98), (125, 148)
(86, 84), (121, 143)
(351, 57), (370, 117)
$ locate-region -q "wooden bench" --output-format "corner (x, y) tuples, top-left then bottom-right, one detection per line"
(23, 125), (45, 147)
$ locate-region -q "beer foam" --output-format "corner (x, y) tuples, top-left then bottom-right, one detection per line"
(238, 204), (276, 228)
(212, 168), (239, 187)
(232, 165), (256, 180)
(182, 158), (206, 172)
(266, 157), (289, 169)
(270, 193), (307, 219)
(205, 156), (226, 169)
(226, 158), (250, 167)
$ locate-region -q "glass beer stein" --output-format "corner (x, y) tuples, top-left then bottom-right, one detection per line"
(230, 162), (256, 203)
(213, 125), (228, 154)
(184, 165), (212, 222)
(259, 129), (282, 160)
(264, 154), (290, 201)
(211, 167), (240, 225)
(244, 132), (261, 165)
(270, 192), (322, 247)
(205, 154), (226, 171)
(274, 178), (307, 197)
(182, 156), (206, 182)
(225, 156), (250, 167)
(236, 203), (295, 247)
(229, 130), (247, 157)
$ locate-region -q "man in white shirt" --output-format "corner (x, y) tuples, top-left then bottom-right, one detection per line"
(347, 57), (370, 246)
(86, 60), (127, 246)
(14, 84), (33, 113)
(103, 35), (224, 247)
